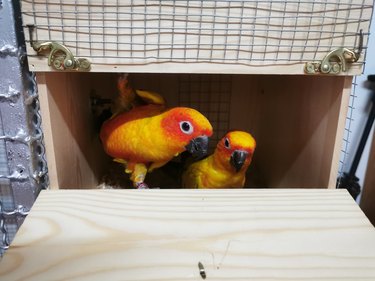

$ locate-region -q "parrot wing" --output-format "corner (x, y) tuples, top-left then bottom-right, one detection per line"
(182, 160), (207, 188)
(100, 104), (213, 189)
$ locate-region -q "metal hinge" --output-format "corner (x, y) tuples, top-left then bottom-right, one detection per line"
(27, 25), (91, 72)
(305, 30), (363, 75)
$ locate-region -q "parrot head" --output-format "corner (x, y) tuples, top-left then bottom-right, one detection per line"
(161, 107), (213, 158)
(215, 131), (256, 172)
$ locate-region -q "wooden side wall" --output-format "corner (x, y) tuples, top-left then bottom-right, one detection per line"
(38, 73), (350, 189)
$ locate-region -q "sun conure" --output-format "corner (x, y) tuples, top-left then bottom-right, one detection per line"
(100, 75), (213, 189)
(182, 131), (256, 188)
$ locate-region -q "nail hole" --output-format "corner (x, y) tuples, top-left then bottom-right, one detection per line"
(38, 161), (44, 170)
(33, 114), (38, 125)
(36, 145), (42, 155)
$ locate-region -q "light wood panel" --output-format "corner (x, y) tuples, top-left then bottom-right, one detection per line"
(1, 189), (375, 280)
(37, 72), (114, 189)
(38, 73), (350, 189)
(21, 0), (373, 74)
(25, 60), (366, 75)
(247, 75), (350, 188)
(327, 76), (353, 188)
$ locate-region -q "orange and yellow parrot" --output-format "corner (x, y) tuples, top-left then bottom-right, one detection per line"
(182, 131), (256, 188)
(100, 75), (213, 189)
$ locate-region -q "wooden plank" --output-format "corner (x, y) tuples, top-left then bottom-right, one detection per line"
(251, 75), (347, 188)
(21, 0), (373, 73)
(25, 60), (365, 75)
(1, 189), (375, 281)
(36, 72), (111, 189)
(326, 76), (353, 188)
(36, 73), (59, 190)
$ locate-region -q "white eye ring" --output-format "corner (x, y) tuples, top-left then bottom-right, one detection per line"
(224, 138), (230, 149)
(179, 121), (194, 135)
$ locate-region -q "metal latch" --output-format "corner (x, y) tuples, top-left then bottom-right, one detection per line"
(27, 25), (91, 71)
(305, 30), (363, 74)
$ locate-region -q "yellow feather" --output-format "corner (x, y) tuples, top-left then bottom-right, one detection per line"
(182, 131), (256, 189)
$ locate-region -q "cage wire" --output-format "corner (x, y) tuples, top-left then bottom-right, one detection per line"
(0, 0), (49, 255)
(0, 83), (47, 256)
(0, 122), (19, 256)
(338, 77), (357, 183)
(22, 0), (371, 66)
(0, 121), (14, 255)
(178, 74), (232, 150)
(0, 78), (46, 256)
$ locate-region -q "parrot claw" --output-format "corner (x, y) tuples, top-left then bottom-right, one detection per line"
(136, 182), (149, 189)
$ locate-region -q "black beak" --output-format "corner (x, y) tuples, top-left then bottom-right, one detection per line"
(230, 150), (248, 172)
(185, 135), (209, 159)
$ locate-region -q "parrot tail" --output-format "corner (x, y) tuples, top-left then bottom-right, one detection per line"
(112, 73), (136, 116)
(117, 73), (131, 100)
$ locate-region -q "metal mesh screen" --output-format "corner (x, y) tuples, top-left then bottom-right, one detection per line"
(178, 74), (232, 149)
(22, 0), (372, 66)
(0, 121), (14, 255)
(338, 77), (358, 178)
(0, 119), (28, 255)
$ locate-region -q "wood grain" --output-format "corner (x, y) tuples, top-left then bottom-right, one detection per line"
(327, 76), (353, 188)
(37, 72), (113, 189)
(38, 73), (349, 189)
(246, 75), (349, 188)
(20, 0), (373, 74)
(1, 189), (375, 280)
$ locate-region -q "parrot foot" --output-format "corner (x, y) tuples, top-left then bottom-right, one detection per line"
(136, 182), (149, 189)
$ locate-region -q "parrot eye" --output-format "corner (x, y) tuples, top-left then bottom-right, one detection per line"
(224, 138), (230, 149)
(179, 121), (194, 134)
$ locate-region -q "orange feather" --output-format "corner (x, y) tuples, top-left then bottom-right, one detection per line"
(100, 75), (213, 188)
(100, 104), (212, 187)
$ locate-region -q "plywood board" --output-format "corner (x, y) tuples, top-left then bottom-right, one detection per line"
(37, 72), (112, 189)
(1, 189), (375, 280)
(246, 75), (349, 188)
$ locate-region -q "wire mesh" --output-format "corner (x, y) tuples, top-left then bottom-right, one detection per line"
(0, 122), (15, 255)
(0, 72), (46, 255)
(0, 0), (49, 255)
(22, 0), (372, 66)
(338, 77), (358, 180)
(178, 74), (232, 150)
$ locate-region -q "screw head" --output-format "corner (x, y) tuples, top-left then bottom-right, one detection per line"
(64, 59), (73, 67)
(80, 59), (91, 70)
(53, 60), (62, 69)
(305, 63), (315, 74)
(321, 64), (331, 73)
(331, 63), (341, 74)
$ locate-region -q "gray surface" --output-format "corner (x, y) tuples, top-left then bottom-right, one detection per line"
(0, 0), (48, 255)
